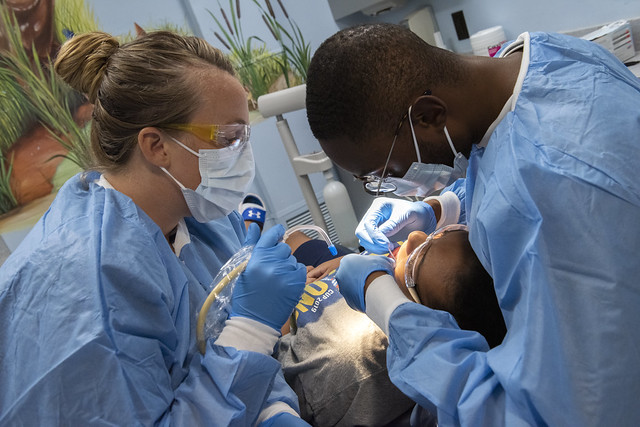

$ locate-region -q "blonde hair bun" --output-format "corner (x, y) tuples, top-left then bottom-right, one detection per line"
(54, 32), (120, 103)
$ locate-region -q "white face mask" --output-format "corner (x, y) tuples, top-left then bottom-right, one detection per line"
(161, 135), (255, 222)
(387, 107), (468, 198)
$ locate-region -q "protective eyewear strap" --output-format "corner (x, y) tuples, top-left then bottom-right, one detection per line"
(377, 133), (399, 195)
(168, 134), (200, 157)
(177, 124), (221, 141)
(407, 105), (421, 163)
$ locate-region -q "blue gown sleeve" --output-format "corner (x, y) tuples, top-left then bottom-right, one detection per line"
(388, 120), (640, 426)
(0, 226), (297, 426)
(105, 263), (295, 426)
(385, 304), (519, 426)
(110, 244), (300, 426)
(383, 32), (640, 426)
(170, 342), (296, 426)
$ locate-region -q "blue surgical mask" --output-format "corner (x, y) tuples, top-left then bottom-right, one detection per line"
(161, 135), (255, 222)
(387, 107), (467, 197)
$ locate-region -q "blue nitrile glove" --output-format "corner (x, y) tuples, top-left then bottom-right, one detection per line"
(334, 253), (395, 313)
(232, 224), (307, 330)
(355, 197), (437, 253)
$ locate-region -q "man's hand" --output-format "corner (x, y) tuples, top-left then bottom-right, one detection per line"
(334, 254), (395, 312)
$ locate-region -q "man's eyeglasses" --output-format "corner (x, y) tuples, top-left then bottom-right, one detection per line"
(358, 90), (432, 196)
(404, 223), (468, 304)
(163, 123), (251, 149)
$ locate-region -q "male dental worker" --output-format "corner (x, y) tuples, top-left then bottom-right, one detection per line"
(305, 23), (640, 426)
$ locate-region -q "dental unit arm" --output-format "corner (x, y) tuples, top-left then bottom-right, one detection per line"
(196, 225), (337, 354)
(257, 85), (359, 249)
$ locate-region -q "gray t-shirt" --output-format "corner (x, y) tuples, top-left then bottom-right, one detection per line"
(276, 274), (415, 426)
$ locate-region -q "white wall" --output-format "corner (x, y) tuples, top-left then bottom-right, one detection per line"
(87, 0), (349, 229)
(334, 0), (640, 54)
(84, 0), (640, 228)
(89, 0), (189, 35)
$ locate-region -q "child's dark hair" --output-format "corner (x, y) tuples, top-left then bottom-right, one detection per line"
(449, 247), (506, 348)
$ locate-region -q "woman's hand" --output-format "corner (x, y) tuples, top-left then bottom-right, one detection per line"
(231, 224), (307, 330)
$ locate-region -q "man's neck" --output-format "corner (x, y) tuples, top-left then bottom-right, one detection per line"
(448, 52), (524, 147)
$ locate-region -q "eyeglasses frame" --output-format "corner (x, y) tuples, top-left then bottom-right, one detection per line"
(360, 89), (432, 196)
(404, 223), (469, 304)
(162, 123), (251, 149)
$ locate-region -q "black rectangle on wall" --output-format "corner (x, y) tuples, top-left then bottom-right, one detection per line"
(452, 10), (470, 40)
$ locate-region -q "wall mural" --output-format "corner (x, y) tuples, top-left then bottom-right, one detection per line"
(0, 0), (96, 221)
(0, 1), (192, 253)
(0, 0), (310, 259)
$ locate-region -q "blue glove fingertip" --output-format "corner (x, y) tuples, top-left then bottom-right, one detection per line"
(417, 201), (437, 234)
(243, 222), (262, 247)
(255, 224), (285, 248)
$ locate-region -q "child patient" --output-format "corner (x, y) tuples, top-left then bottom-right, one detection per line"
(390, 224), (506, 348)
(277, 225), (506, 426)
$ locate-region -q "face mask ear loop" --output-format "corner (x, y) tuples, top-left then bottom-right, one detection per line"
(407, 105), (422, 164)
(160, 167), (187, 190)
(444, 126), (458, 156)
(167, 134), (201, 158)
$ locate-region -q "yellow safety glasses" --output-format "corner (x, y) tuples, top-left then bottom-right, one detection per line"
(163, 123), (251, 149)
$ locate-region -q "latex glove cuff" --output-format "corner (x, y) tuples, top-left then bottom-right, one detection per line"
(214, 316), (280, 355)
(365, 274), (412, 336)
(424, 190), (461, 228)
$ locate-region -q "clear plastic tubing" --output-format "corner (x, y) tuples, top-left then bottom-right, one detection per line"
(283, 224), (338, 256)
(197, 225), (338, 353)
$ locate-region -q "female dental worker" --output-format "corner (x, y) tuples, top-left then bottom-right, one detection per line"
(0, 31), (308, 426)
(306, 24), (640, 426)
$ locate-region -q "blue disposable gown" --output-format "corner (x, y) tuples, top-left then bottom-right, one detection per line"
(0, 172), (299, 425)
(386, 32), (640, 426)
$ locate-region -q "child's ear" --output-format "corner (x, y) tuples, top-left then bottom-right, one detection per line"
(405, 231), (429, 254)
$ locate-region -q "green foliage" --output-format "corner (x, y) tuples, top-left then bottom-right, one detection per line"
(255, 0), (310, 83)
(0, 65), (36, 151)
(209, 0), (271, 102)
(54, 0), (99, 42)
(0, 6), (91, 169)
(209, 0), (310, 103)
(230, 45), (285, 102)
(0, 152), (17, 215)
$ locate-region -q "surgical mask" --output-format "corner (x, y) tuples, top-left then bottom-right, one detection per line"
(161, 135), (255, 222)
(387, 108), (468, 198)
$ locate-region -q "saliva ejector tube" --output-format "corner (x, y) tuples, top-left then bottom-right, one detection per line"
(282, 224), (338, 256)
(196, 224), (338, 354)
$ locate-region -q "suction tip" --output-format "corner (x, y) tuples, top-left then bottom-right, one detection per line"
(328, 245), (338, 256)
